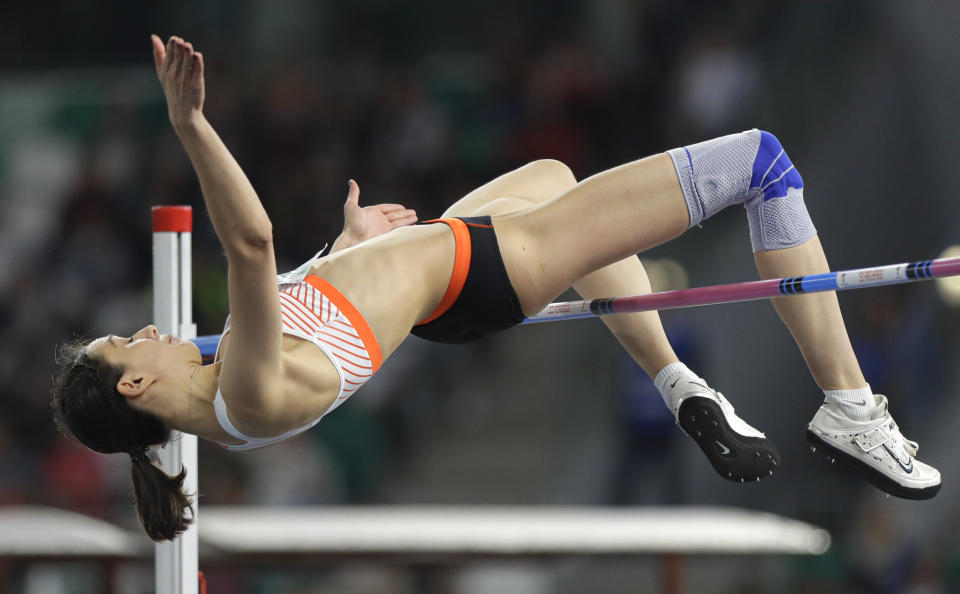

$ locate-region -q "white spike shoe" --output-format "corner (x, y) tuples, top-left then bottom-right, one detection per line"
(807, 394), (940, 499)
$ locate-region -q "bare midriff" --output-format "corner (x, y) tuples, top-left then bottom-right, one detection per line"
(307, 223), (457, 358)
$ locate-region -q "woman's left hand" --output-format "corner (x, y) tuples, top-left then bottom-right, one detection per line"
(152, 34), (205, 130)
(341, 179), (418, 244)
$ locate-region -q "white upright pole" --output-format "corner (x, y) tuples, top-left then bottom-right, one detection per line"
(152, 206), (199, 594)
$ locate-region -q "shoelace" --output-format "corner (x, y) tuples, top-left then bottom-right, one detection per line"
(872, 394), (919, 458)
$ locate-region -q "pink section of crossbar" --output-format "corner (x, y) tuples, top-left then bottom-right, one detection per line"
(611, 278), (786, 314)
(931, 257), (960, 278)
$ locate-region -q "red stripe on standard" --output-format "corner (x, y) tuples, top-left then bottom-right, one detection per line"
(151, 206), (192, 232)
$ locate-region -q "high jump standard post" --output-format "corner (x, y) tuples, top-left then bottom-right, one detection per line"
(152, 206), (199, 594)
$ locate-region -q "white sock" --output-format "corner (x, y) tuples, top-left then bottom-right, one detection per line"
(823, 385), (875, 421)
(654, 361), (697, 412)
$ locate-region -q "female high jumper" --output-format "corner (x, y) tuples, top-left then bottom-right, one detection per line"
(52, 35), (939, 541)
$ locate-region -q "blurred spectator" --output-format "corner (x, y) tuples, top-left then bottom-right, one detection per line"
(673, 27), (758, 138)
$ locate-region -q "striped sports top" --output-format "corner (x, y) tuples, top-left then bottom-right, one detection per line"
(212, 270), (383, 451)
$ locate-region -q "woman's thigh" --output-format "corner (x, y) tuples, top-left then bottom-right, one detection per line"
(492, 153), (690, 315)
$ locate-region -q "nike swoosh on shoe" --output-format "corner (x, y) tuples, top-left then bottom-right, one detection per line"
(881, 443), (914, 474)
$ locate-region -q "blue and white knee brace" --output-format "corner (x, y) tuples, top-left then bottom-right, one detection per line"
(667, 129), (816, 252)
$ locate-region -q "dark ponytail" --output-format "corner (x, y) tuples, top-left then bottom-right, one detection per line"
(130, 449), (193, 541)
(51, 339), (194, 541)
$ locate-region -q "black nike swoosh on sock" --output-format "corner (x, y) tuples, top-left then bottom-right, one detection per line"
(670, 378), (681, 388)
(881, 443), (914, 474)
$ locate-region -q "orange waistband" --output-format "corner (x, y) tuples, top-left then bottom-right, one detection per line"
(303, 275), (383, 373)
(415, 218), (472, 326)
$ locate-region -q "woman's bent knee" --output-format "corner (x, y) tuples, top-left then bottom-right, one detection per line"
(523, 159), (577, 192)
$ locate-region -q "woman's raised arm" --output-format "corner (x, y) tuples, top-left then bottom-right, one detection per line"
(152, 34), (272, 255)
(152, 35), (283, 415)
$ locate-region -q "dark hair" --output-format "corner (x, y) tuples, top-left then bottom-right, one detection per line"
(51, 338), (194, 541)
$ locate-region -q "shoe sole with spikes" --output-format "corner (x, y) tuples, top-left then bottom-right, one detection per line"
(678, 397), (780, 483)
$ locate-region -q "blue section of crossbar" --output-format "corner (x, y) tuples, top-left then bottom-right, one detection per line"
(797, 272), (839, 294)
(192, 335), (220, 357)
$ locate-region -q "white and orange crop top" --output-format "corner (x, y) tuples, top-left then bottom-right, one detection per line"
(212, 264), (383, 451)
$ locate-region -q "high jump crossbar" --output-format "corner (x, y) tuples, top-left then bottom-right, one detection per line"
(188, 255), (960, 357)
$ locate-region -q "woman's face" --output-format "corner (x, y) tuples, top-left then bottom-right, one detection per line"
(86, 325), (202, 398)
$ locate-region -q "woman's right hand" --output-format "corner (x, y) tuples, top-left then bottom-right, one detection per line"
(342, 180), (418, 243)
(151, 34), (205, 130)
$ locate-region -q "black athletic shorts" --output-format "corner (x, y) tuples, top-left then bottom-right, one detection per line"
(409, 216), (525, 343)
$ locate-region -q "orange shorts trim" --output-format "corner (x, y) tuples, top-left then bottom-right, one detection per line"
(415, 218), (472, 326)
(303, 275), (383, 373)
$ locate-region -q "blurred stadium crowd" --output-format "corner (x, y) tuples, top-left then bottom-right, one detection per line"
(2, 1), (959, 592)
